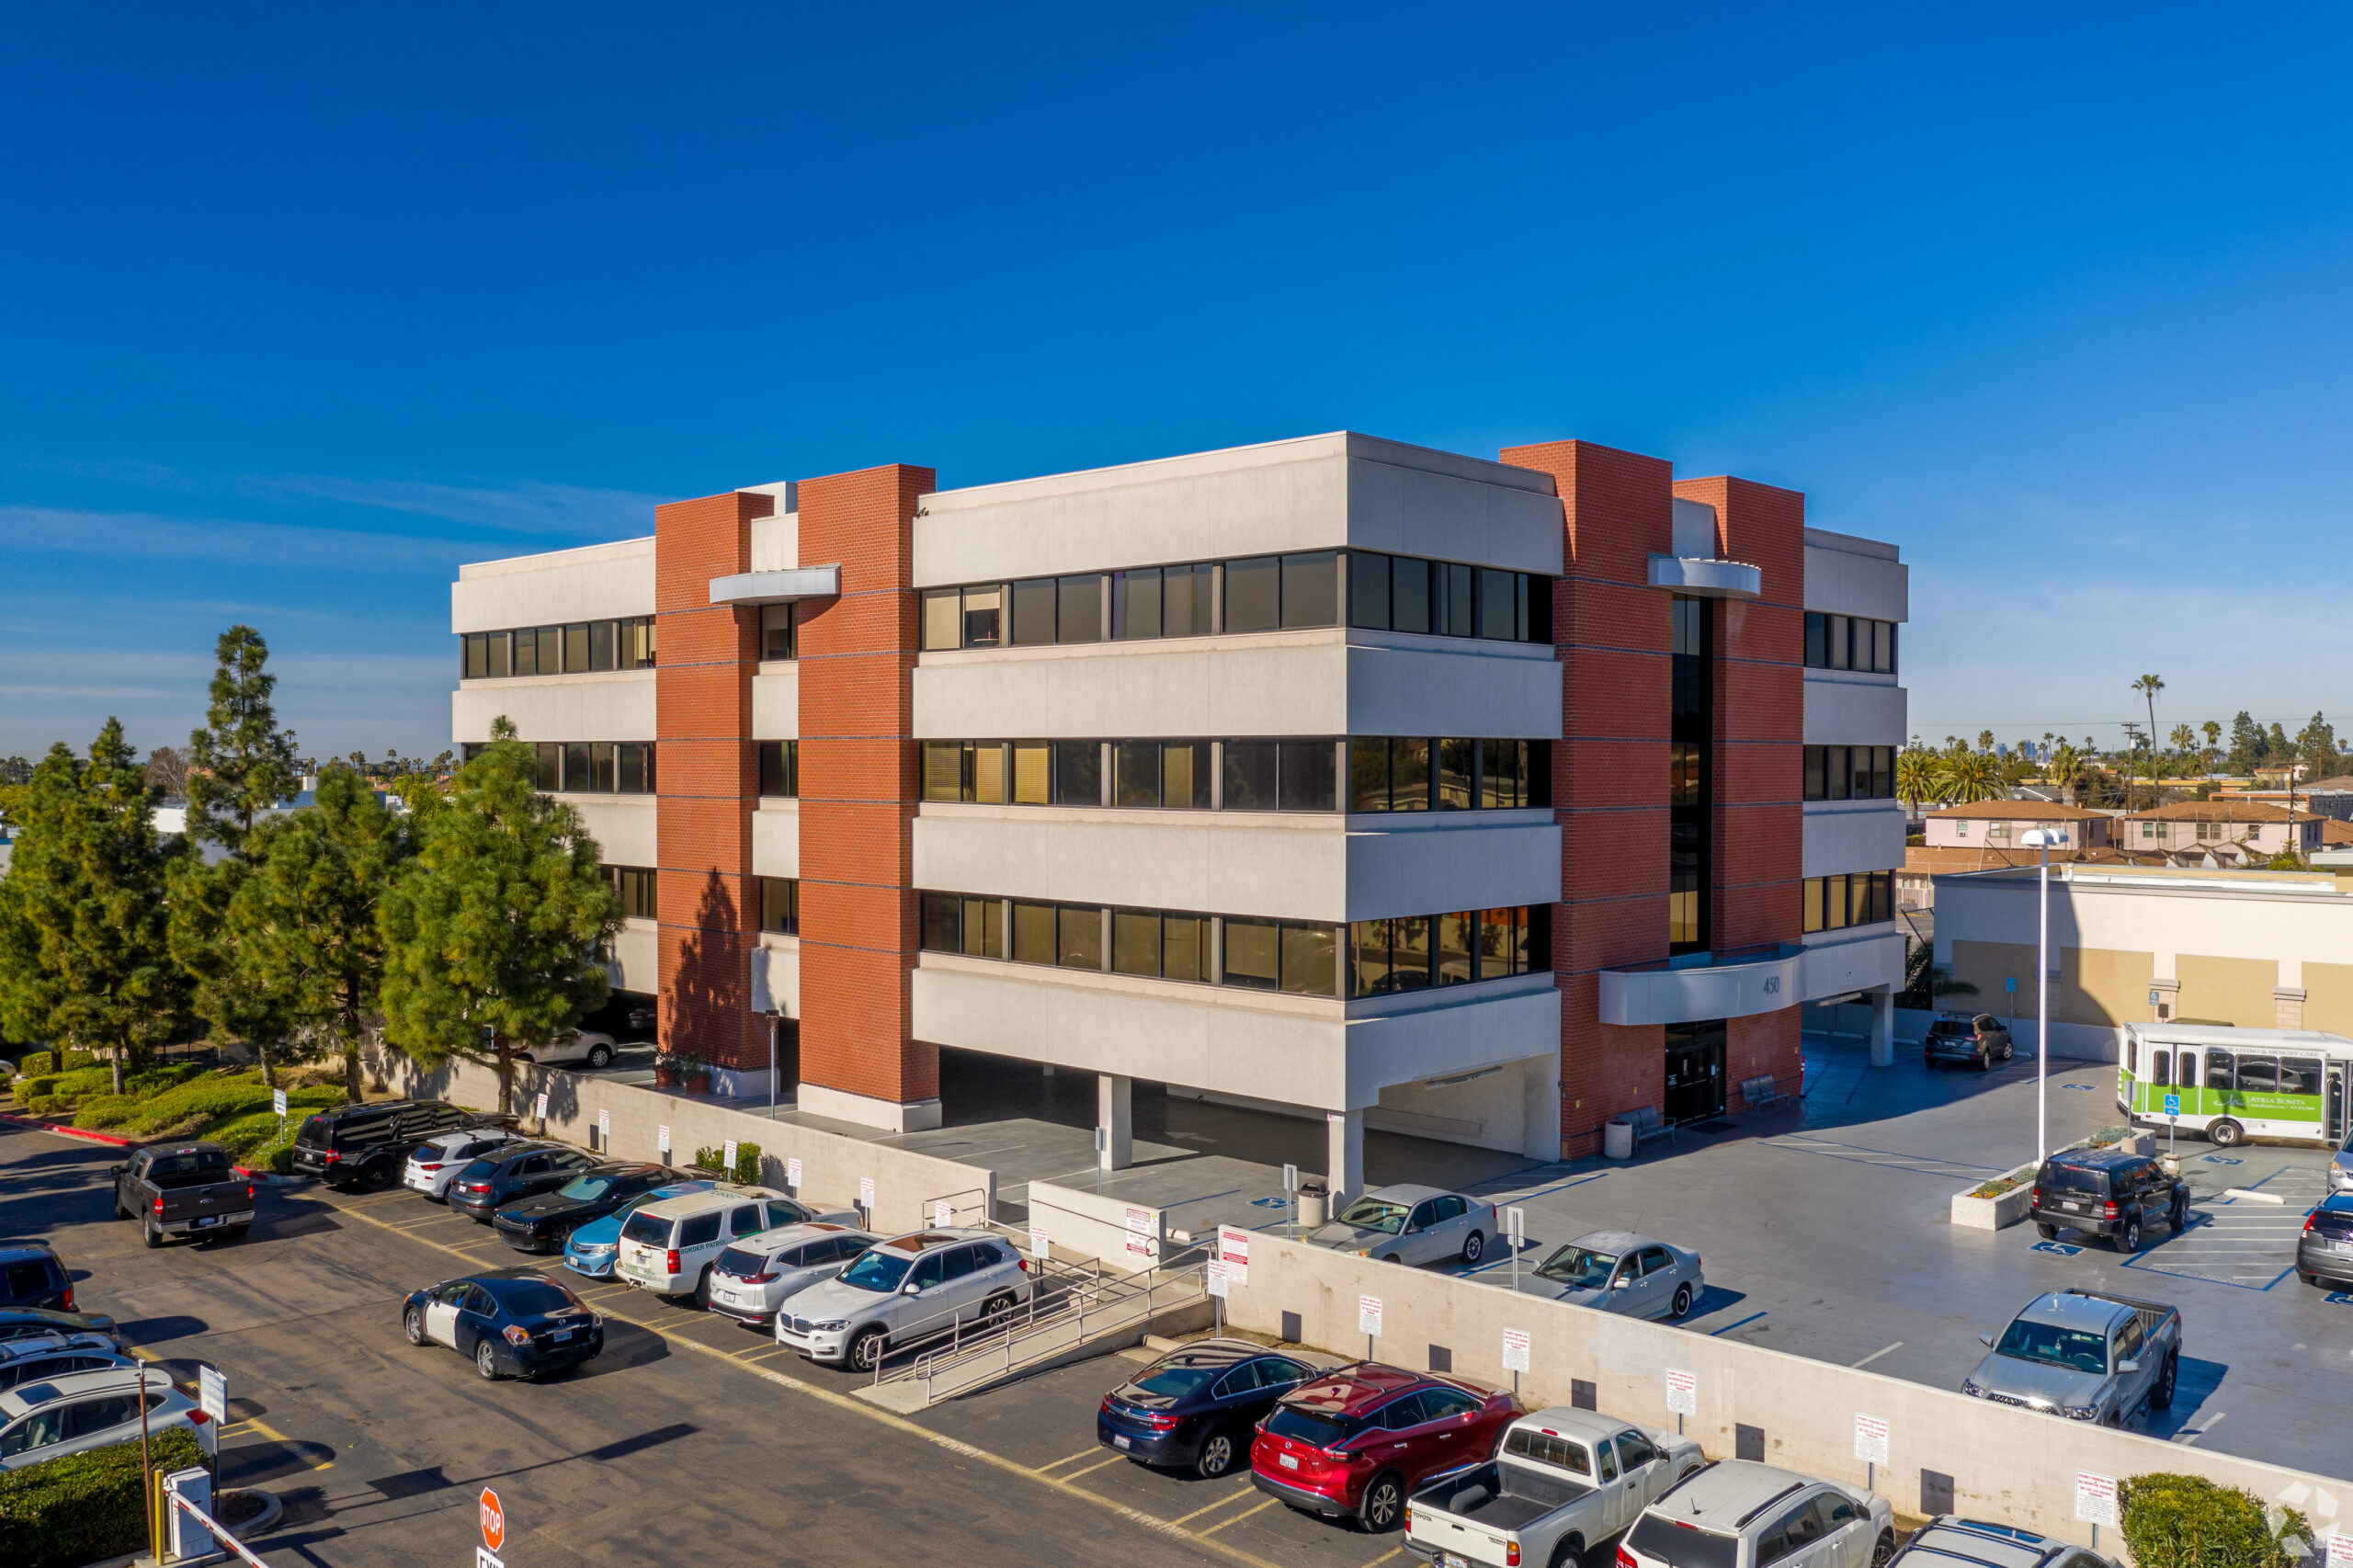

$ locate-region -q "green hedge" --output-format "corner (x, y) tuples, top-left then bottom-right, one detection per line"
(14, 1051), (56, 1076)
(2120, 1472), (2310, 1568)
(0, 1425), (205, 1568)
(693, 1142), (763, 1185)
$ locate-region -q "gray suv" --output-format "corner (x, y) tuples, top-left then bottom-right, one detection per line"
(1924, 1013), (2013, 1070)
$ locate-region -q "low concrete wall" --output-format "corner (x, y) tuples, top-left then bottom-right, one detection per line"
(1807, 1001), (2122, 1063)
(1028, 1180), (1165, 1268)
(1218, 1228), (2346, 1544)
(366, 1048), (995, 1235)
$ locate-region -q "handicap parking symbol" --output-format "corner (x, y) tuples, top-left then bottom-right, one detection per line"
(2200, 1154), (2244, 1166)
(2327, 1292), (2353, 1307)
(1248, 1195), (1289, 1208)
(2031, 1240), (2083, 1256)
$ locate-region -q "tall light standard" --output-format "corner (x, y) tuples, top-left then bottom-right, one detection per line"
(2019, 826), (2071, 1163)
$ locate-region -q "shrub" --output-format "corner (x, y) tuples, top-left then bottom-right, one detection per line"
(73, 1096), (141, 1131)
(58, 1049), (96, 1070)
(692, 1142), (763, 1184)
(51, 1066), (116, 1097)
(0, 1425), (205, 1568)
(2120, 1472), (2309, 1568)
(20, 1076), (58, 1100)
(123, 1064), (207, 1096)
(15, 1051), (56, 1076)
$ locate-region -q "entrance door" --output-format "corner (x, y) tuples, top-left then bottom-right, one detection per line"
(1664, 1020), (1727, 1125)
(2331, 1068), (2347, 1143)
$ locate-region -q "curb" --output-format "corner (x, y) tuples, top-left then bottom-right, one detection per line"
(0, 1112), (136, 1147)
(2222, 1187), (2288, 1205)
(83, 1488), (285, 1568)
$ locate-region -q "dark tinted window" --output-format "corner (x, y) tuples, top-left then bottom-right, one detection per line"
(1376, 1392), (1431, 1428)
(678, 1213), (722, 1247)
(1627, 1516), (1738, 1568)
(4, 1263), (61, 1299)
(2040, 1163), (2108, 1196)
(2310, 1206), (2353, 1240)
(1224, 556), (1279, 633)
(496, 1281), (579, 1316)
(1266, 1403), (1365, 1448)
(144, 1151), (232, 1187)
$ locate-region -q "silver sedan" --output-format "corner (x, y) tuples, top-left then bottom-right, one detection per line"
(1308, 1184), (1498, 1267)
(1516, 1230), (1704, 1320)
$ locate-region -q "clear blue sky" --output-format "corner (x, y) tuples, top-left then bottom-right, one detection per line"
(6, 6), (2349, 762)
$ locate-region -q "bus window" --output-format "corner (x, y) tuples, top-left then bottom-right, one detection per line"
(2236, 1056), (2279, 1093)
(2206, 1053), (2236, 1093)
(2150, 1049), (2171, 1087)
(2178, 1051), (2197, 1091)
(2281, 1056), (2325, 1096)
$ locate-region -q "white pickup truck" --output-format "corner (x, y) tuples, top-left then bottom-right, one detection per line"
(1405, 1407), (1705, 1568)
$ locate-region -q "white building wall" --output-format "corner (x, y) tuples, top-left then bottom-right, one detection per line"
(751, 666), (799, 740)
(452, 672), (655, 744)
(452, 538), (654, 631)
(1802, 672), (1905, 746)
(567, 797), (655, 867)
(1802, 528), (1908, 621)
(751, 804), (798, 881)
(609, 921), (658, 994)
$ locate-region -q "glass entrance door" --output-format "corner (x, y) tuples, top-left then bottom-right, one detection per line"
(1664, 1019), (1727, 1125)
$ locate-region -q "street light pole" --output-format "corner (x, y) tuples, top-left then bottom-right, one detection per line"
(2021, 827), (2067, 1165)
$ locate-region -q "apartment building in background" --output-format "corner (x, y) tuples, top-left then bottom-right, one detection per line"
(449, 432), (1908, 1188)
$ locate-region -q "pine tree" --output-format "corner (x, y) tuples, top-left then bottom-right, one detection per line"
(0, 722), (193, 1094)
(377, 721), (620, 1113)
(186, 625), (300, 860)
(2225, 711), (2264, 776)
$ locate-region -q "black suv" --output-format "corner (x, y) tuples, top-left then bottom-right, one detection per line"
(1924, 1013), (2015, 1070)
(0, 1244), (74, 1313)
(2031, 1149), (2189, 1250)
(292, 1100), (500, 1190)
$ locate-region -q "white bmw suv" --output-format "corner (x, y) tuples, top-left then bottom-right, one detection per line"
(774, 1228), (1031, 1371)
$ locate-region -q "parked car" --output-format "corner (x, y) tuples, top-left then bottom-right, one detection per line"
(1620, 1460), (1893, 1568)
(517, 1029), (619, 1070)
(2331, 1129), (2353, 1194)
(2297, 1193), (2353, 1288)
(0, 1308), (118, 1349)
(1405, 1405), (1705, 1568)
(0, 1332), (131, 1392)
(2029, 1149), (2188, 1250)
(1249, 1360), (1521, 1532)
(0, 1244), (75, 1313)
(0, 1366), (217, 1471)
(1515, 1231), (1704, 1320)
(293, 1099), (502, 1190)
(562, 1179), (716, 1280)
(404, 1128), (529, 1200)
(447, 1142), (600, 1222)
(1887, 1516), (2121, 1568)
(618, 1187), (858, 1303)
(399, 1268), (603, 1381)
(1096, 1339), (1316, 1478)
(111, 1143), (256, 1247)
(1962, 1287), (2180, 1426)
(1924, 1013), (2015, 1071)
(1308, 1185), (1498, 1267)
(492, 1163), (672, 1253)
(773, 1228), (1032, 1371)
(704, 1222), (881, 1328)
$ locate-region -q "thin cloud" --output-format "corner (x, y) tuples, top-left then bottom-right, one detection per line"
(0, 506), (472, 570)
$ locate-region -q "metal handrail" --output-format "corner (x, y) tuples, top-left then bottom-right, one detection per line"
(919, 1186), (992, 1227)
(859, 1253), (1108, 1384)
(890, 1243), (1213, 1400)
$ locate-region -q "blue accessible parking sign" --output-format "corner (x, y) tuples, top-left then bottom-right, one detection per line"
(2164, 1093), (2180, 1117)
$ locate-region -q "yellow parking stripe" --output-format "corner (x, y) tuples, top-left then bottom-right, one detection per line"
(1170, 1486), (1256, 1525)
(1198, 1496), (1278, 1536)
(1037, 1446), (1104, 1472)
(1059, 1453), (1128, 1481)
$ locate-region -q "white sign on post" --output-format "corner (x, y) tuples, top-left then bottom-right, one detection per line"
(1501, 1328), (1531, 1373)
(2075, 1472), (2119, 1528)
(787, 1156), (801, 1190)
(657, 1123), (670, 1159)
(1282, 1164), (1298, 1193)
(597, 1108), (609, 1144)
(271, 1088), (288, 1118)
(723, 1139), (738, 1175)
(1853, 1415), (1889, 1465)
(2325, 1533), (2353, 1568)
(1206, 1260), (1230, 1298)
(934, 1199), (953, 1229)
(859, 1176), (875, 1210)
(1217, 1226), (1250, 1287)
(1029, 1221), (1050, 1258)
(1125, 1206), (1154, 1257)
(198, 1366), (226, 1424)
(1665, 1369), (1698, 1416)
(535, 1092), (550, 1120)
(1358, 1294), (1383, 1336)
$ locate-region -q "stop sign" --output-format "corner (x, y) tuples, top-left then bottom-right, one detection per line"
(480, 1487), (505, 1552)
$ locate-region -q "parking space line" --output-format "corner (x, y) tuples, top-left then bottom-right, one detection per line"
(1061, 1453), (1129, 1481)
(1038, 1447), (1105, 1472)
(1708, 1312), (1768, 1337)
(1848, 1342), (1902, 1369)
(1198, 1497), (1278, 1536)
(1170, 1485), (1257, 1525)
(2175, 1410), (2225, 1445)
(1362, 1549), (1404, 1568)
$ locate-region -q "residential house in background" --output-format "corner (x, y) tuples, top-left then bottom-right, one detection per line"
(2119, 801), (2323, 858)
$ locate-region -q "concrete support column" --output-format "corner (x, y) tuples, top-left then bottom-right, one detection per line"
(1097, 1074), (1132, 1173)
(1326, 1108), (1365, 1205)
(1868, 987), (1895, 1068)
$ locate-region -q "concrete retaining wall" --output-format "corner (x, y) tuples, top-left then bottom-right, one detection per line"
(1028, 1180), (1165, 1267)
(1806, 1001), (2123, 1063)
(366, 1048), (995, 1235)
(1217, 1228), (2345, 1545)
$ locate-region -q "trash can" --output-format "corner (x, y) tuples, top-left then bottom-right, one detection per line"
(1296, 1176), (1329, 1229)
(1603, 1119), (1635, 1161)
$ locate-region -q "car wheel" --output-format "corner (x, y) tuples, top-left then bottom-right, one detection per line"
(475, 1339), (500, 1381)
(586, 1044), (613, 1069)
(1546, 1537), (1584, 1568)
(1195, 1428), (1237, 1479)
(405, 1308), (427, 1346)
(1358, 1471), (1404, 1533)
(2208, 1118), (2244, 1148)
(1671, 1282), (1694, 1319)
(693, 1267), (712, 1310)
(1871, 1529), (1896, 1568)
(1977, 1055), (1993, 1072)
(2035, 1222), (2057, 1240)
(142, 1222), (163, 1249)
(1461, 1230), (1485, 1266)
(2150, 1351), (2177, 1412)
(848, 1327), (888, 1373)
(980, 1290), (1018, 1328)
(2171, 1195), (2189, 1233)
(2120, 1217), (2143, 1252)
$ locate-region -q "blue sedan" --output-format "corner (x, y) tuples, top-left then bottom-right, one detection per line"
(1097, 1338), (1315, 1477)
(401, 1269), (603, 1381)
(563, 1180), (715, 1278)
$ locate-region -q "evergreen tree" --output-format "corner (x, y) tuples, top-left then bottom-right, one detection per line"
(2225, 711), (2264, 776)
(186, 626), (301, 859)
(0, 722), (193, 1094)
(377, 721), (620, 1113)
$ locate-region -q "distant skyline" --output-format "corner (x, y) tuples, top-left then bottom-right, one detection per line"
(6, 6), (2351, 760)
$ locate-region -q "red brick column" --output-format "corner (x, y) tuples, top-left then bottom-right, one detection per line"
(794, 463), (938, 1119)
(1501, 439), (1676, 1158)
(654, 489), (774, 1076)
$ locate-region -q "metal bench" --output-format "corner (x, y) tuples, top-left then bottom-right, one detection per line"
(1740, 1074), (1790, 1113)
(1622, 1104), (1676, 1147)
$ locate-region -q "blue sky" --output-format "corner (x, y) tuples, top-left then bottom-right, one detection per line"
(5, 6), (2349, 762)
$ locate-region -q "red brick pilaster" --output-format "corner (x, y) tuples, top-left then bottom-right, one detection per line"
(654, 489), (774, 1074)
(794, 463), (938, 1111)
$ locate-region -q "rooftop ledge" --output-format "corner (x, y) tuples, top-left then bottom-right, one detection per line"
(710, 566), (840, 606)
(1598, 942), (1802, 1026)
(1647, 554), (1762, 600)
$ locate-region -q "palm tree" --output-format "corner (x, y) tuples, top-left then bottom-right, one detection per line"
(1976, 730), (1995, 755)
(1897, 747), (1940, 817)
(2168, 723), (2195, 760)
(2131, 674), (2165, 811)
(1942, 750), (2005, 803)
(2047, 743), (2085, 805)
(2201, 720), (2222, 770)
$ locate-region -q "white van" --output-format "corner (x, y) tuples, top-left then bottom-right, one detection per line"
(615, 1187), (858, 1304)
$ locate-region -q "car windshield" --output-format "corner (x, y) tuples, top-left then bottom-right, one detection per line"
(555, 1175), (617, 1201)
(1266, 1404), (1364, 1449)
(1995, 1319), (2109, 1374)
(497, 1282), (581, 1317)
(837, 1248), (914, 1293)
(1131, 1361), (1221, 1399)
(1534, 1246), (1618, 1289)
(1336, 1198), (1409, 1234)
(1626, 1515), (1740, 1568)
(146, 1152), (231, 1188)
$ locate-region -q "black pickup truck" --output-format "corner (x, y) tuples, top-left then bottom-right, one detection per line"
(112, 1143), (256, 1247)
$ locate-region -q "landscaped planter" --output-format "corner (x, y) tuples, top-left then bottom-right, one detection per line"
(1952, 1168), (2038, 1231)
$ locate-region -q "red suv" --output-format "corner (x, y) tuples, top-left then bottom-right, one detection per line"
(1249, 1361), (1520, 1531)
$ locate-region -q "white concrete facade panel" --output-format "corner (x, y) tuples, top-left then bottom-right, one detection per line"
(750, 666), (799, 740)
(1802, 800), (1909, 879)
(748, 510), (799, 573)
(1344, 641), (1562, 740)
(452, 672), (655, 744)
(751, 804), (799, 881)
(1598, 951), (1802, 1026)
(751, 938), (800, 1018)
(566, 796), (656, 867)
(1798, 925), (1905, 1002)
(1802, 529), (1908, 621)
(609, 921), (658, 994)
(1802, 672), (1906, 745)
(452, 538), (654, 631)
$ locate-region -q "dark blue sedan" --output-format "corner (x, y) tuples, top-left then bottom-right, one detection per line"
(1097, 1339), (1315, 1477)
(400, 1268), (603, 1381)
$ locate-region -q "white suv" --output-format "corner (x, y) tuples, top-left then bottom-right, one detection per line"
(616, 1187), (858, 1305)
(774, 1228), (1031, 1371)
(403, 1129), (526, 1200)
(1621, 1460), (1893, 1568)
(706, 1222), (881, 1328)
(0, 1366), (216, 1471)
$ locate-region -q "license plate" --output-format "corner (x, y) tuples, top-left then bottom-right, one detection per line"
(1279, 1453), (1299, 1470)
(716, 1289), (740, 1305)
(194, 1216), (218, 1228)
(551, 1328), (574, 1343)
(1113, 1435), (1131, 1449)
(2062, 1200), (2082, 1210)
